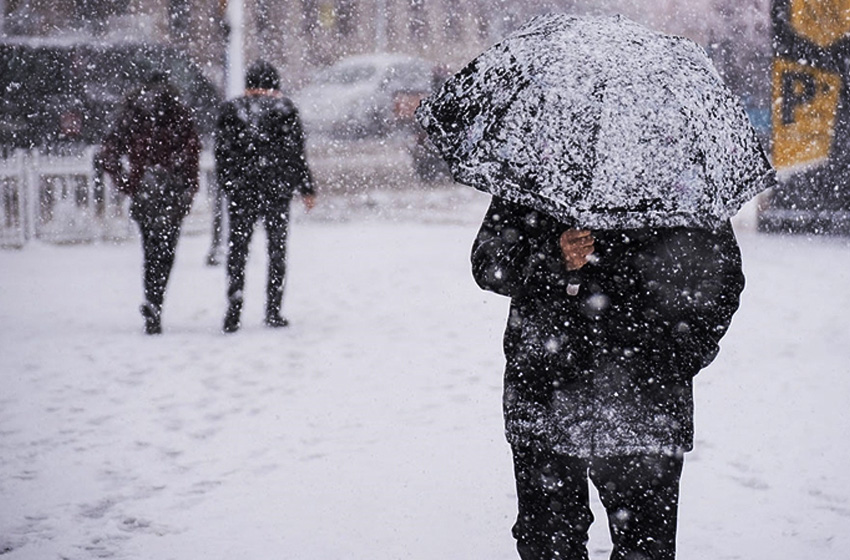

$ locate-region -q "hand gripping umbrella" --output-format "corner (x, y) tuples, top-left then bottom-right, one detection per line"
(416, 13), (775, 230)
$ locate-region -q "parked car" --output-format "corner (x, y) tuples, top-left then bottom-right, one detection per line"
(293, 53), (435, 139)
(0, 39), (221, 151)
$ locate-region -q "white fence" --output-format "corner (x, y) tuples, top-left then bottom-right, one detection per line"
(0, 147), (217, 248)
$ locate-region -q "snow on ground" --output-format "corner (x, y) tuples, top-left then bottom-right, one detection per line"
(1, 184), (850, 559)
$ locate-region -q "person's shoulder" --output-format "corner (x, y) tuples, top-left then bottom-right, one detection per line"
(216, 97), (246, 126)
(268, 94), (298, 116)
(646, 224), (739, 256)
(488, 196), (558, 229)
(678, 221), (737, 241)
(219, 97), (243, 112)
(278, 94), (297, 109)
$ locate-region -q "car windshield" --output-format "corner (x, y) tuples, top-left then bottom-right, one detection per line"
(79, 48), (201, 103)
(316, 65), (376, 85)
(80, 49), (149, 105)
(0, 46), (78, 97)
(384, 63), (432, 90)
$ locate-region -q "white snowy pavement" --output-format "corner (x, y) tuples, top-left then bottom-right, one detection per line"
(1, 187), (849, 559)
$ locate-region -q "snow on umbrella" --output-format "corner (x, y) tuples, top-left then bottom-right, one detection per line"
(416, 13), (775, 230)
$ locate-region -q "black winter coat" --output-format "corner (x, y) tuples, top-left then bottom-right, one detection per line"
(471, 197), (745, 457)
(215, 92), (314, 209)
(100, 81), (199, 224)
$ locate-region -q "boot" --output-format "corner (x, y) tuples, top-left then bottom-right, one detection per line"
(264, 313), (289, 328)
(222, 297), (243, 333)
(264, 298), (288, 328)
(140, 302), (162, 335)
(205, 247), (222, 266)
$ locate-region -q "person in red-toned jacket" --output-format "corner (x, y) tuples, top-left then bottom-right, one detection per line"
(100, 71), (200, 334)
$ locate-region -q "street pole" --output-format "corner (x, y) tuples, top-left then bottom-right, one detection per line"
(375, 0), (387, 52)
(226, 0), (245, 98)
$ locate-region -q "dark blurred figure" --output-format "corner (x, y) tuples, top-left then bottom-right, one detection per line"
(100, 72), (200, 334)
(205, 180), (225, 266)
(215, 60), (316, 333)
(471, 198), (745, 560)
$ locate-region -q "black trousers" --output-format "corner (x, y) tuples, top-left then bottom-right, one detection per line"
(138, 218), (182, 309)
(208, 180), (225, 254)
(511, 446), (684, 560)
(226, 199), (291, 316)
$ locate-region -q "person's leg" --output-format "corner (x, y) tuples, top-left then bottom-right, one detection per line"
(589, 453), (684, 560)
(138, 220), (180, 334)
(156, 221), (181, 300)
(224, 203), (255, 332)
(511, 445), (594, 560)
(262, 203), (290, 327)
(137, 222), (161, 334)
(206, 182), (224, 266)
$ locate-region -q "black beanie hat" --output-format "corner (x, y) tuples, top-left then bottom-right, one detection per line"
(245, 60), (280, 90)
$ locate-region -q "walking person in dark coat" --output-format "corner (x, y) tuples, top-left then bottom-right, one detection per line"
(100, 71), (200, 335)
(471, 197), (745, 560)
(215, 60), (315, 333)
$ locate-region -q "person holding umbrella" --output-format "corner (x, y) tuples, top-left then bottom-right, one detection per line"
(417, 14), (774, 560)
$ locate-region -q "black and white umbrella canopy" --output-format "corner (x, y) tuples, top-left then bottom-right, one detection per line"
(416, 13), (775, 230)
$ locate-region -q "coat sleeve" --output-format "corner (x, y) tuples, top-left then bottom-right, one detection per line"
(186, 127), (200, 197)
(471, 197), (569, 299)
(175, 106), (200, 199)
(99, 101), (134, 194)
(214, 101), (240, 196)
(638, 223), (745, 377)
(288, 107), (315, 197)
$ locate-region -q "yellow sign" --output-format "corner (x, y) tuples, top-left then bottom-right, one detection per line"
(790, 0), (850, 48)
(772, 58), (842, 170)
(319, 1), (337, 28)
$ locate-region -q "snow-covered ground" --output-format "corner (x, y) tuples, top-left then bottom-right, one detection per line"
(2, 184), (849, 560)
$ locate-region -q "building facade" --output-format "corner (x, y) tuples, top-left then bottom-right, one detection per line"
(1, 0), (513, 93)
(1, 0), (770, 98)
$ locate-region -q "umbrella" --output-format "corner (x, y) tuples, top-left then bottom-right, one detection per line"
(415, 13), (775, 230)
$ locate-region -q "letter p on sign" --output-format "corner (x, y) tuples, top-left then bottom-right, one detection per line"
(772, 58), (842, 171)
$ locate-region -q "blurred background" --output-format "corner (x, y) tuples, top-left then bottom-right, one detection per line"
(2, 0), (847, 246)
(0, 0), (772, 98)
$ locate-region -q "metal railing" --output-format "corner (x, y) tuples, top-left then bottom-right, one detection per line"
(0, 147), (216, 248)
